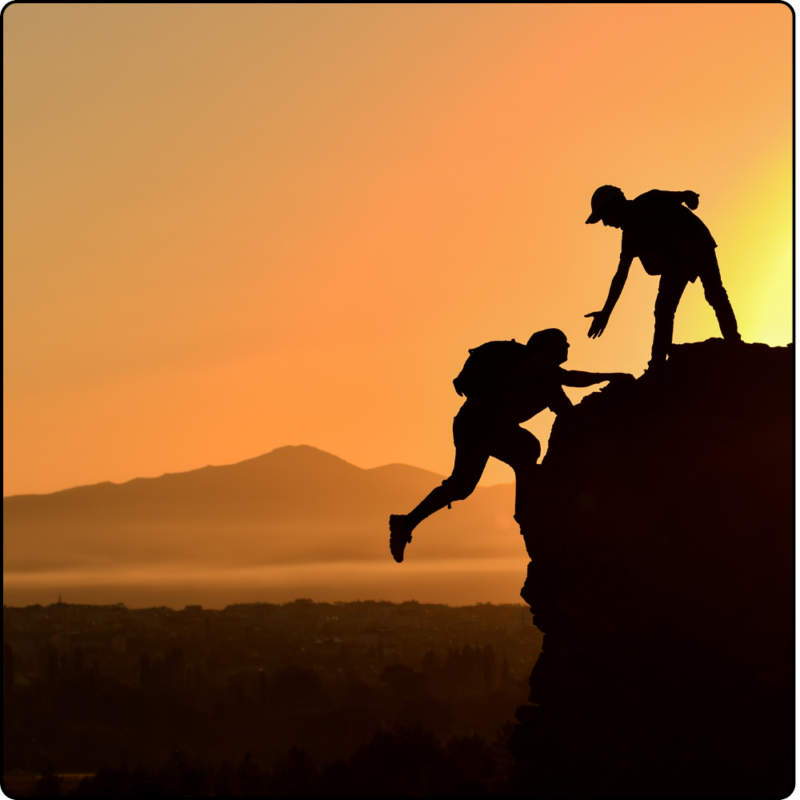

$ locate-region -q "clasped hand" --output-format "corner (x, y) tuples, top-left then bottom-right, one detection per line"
(607, 372), (635, 384)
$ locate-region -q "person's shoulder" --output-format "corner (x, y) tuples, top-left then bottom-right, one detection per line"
(633, 189), (667, 204)
(630, 190), (682, 222)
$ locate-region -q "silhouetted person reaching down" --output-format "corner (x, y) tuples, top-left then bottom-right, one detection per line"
(389, 328), (631, 563)
(584, 186), (742, 368)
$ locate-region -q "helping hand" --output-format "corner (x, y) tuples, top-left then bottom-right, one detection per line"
(585, 310), (610, 339)
(683, 191), (700, 210)
(608, 373), (635, 384)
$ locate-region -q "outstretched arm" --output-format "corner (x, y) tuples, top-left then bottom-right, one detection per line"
(585, 255), (633, 338)
(559, 369), (633, 388)
(546, 370), (633, 415)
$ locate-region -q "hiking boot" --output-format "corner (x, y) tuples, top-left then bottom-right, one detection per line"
(389, 515), (413, 563)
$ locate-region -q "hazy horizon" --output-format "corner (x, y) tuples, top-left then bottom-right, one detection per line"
(4, 595), (528, 611)
(2, 563), (531, 611)
(4, 557), (532, 609)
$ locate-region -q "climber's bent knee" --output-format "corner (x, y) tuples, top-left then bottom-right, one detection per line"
(440, 477), (478, 503)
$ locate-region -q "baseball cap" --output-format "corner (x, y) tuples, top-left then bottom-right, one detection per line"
(586, 185), (625, 224)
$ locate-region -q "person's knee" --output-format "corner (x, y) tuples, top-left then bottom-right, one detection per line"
(521, 433), (542, 463)
(440, 477), (477, 503)
(704, 284), (729, 307)
(654, 295), (678, 319)
(518, 450), (541, 474)
(448, 484), (476, 503)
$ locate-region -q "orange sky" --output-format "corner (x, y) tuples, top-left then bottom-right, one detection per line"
(4, 3), (792, 498)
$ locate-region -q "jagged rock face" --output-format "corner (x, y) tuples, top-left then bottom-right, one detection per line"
(510, 340), (793, 798)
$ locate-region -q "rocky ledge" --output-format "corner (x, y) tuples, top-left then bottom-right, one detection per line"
(510, 340), (793, 797)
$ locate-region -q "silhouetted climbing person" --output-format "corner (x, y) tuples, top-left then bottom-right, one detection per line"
(389, 328), (631, 563)
(584, 186), (742, 368)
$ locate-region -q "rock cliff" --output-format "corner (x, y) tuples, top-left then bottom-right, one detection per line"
(510, 340), (793, 797)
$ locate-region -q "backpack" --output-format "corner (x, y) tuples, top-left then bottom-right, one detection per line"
(453, 340), (529, 398)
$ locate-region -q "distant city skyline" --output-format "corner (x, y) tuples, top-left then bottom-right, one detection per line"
(3, 596), (542, 794)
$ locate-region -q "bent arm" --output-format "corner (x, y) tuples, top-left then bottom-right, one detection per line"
(660, 189), (699, 209)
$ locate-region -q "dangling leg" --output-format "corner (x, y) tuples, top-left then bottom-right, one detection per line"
(390, 411), (489, 562)
(650, 273), (688, 368)
(698, 250), (741, 343)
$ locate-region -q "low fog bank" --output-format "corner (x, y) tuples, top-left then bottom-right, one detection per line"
(3, 558), (526, 609)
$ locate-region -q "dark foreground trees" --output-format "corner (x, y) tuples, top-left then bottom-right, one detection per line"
(65, 724), (507, 797)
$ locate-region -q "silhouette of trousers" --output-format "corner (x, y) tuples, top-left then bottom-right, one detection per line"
(652, 249), (740, 364)
(406, 404), (541, 529)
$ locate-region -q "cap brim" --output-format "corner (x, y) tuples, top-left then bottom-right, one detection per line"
(585, 211), (602, 224)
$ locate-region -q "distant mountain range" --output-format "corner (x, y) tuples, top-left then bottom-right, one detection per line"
(3, 446), (523, 606)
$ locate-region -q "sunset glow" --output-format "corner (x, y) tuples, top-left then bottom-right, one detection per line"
(5, 3), (791, 498)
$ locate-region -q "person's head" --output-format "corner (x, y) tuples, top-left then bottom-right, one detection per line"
(585, 185), (627, 228)
(526, 328), (569, 364)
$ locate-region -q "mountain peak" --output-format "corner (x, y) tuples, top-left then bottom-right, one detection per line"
(244, 444), (362, 470)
